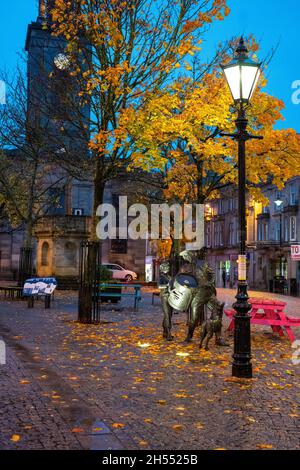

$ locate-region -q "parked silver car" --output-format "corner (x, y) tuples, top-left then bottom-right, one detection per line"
(102, 263), (137, 281)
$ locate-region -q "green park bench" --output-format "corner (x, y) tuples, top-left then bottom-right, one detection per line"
(99, 283), (142, 311)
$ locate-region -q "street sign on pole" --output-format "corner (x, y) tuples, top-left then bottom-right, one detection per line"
(291, 245), (300, 261)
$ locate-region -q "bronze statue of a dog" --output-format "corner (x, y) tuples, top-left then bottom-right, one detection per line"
(199, 298), (228, 350)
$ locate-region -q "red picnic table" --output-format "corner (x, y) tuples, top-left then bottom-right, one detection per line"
(224, 298), (300, 343)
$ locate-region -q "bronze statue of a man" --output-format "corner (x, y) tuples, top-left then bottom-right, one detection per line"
(159, 249), (227, 346)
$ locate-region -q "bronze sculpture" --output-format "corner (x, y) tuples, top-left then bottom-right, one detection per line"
(159, 261), (174, 341)
(159, 249), (228, 348)
(199, 298), (226, 350)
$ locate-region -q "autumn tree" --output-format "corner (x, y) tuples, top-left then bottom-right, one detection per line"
(47, 0), (231, 321)
(51, 0), (230, 236)
(0, 68), (79, 281)
(122, 38), (300, 258)
(125, 61), (300, 207)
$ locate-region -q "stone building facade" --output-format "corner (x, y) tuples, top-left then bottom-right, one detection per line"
(0, 177), (148, 281)
(205, 177), (300, 294)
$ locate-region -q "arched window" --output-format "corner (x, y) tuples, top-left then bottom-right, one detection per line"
(41, 242), (49, 267)
(64, 242), (77, 267)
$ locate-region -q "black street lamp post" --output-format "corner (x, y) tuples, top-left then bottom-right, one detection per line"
(220, 38), (263, 378)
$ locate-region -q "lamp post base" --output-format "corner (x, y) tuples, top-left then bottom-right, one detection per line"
(232, 358), (253, 379)
(232, 282), (253, 379)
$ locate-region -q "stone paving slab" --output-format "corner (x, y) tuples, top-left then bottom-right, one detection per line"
(0, 346), (83, 449)
(0, 288), (299, 450)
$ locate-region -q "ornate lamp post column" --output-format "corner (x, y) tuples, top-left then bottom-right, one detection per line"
(220, 38), (263, 378)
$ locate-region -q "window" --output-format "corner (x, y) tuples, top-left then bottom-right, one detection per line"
(64, 242), (76, 267)
(290, 184), (297, 205)
(284, 217), (289, 242)
(264, 223), (269, 241)
(275, 222), (281, 242)
(213, 222), (223, 246)
(290, 216), (297, 241)
(205, 224), (211, 247)
(218, 200), (223, 214)
(219, 223), (223, 246)
(262, 206), (269, 214)
(72, 184), (93, 216)
(214, 223), (218, 247)
(228, 199), (234, 212)
(258, 222), (269, 241)
(47, 188), (65, 215)
(221, 200), (227, 213)
(229, 222), (235, 245)
(257, 222), (262, 241)
(212, 202), (218, 216)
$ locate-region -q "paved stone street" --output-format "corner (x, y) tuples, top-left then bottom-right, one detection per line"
(0, 288), (299, 450)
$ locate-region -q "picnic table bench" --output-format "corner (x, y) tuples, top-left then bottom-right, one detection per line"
(225, 298), (300, 343)
(99, 283), (142, 311)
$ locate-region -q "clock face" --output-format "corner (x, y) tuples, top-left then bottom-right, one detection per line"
(54, 53), (70, 71)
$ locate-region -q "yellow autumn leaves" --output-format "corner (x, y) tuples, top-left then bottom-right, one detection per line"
(126, 71), (300, 204)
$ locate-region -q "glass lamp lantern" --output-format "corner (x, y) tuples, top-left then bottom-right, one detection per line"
(222, 37), (262, 104)
(274, 198), (283, 208)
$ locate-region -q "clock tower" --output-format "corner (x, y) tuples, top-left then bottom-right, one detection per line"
(25, 0), (87, 148)
(25, 1), (93, 283)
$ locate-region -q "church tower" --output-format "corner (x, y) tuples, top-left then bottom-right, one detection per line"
(38, 0), (55, 20)
(25, 1), (93, 282)
(25, 0), (87, 148)
(38, 0), (79, 21)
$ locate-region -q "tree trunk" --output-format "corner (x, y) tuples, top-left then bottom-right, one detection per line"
(92, 157), (105, 240)
(170, 238), (182, 276)
(78, 156), (106, 323)
(92, 156), (106, 282)
(18, 219), (34, 286)
(24, 218), (34, 249)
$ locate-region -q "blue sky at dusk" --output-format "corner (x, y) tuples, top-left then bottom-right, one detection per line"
(0, 0), (299, 131)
